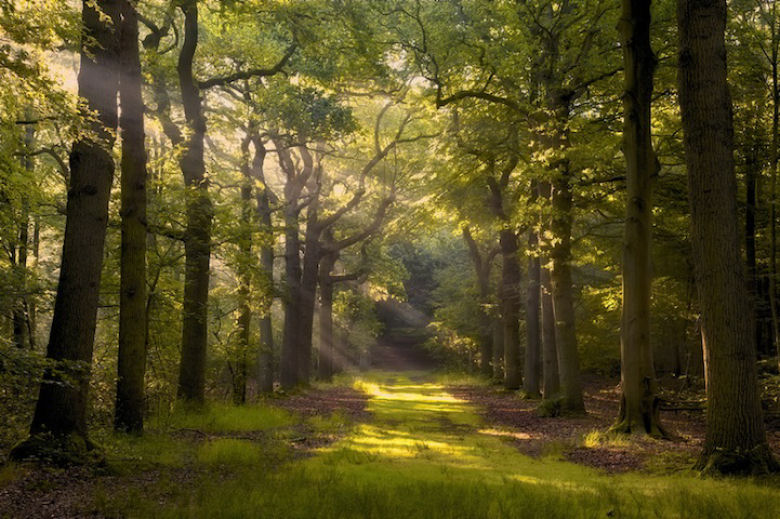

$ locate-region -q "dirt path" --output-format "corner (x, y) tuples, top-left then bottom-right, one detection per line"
(3, 372), (780, 518)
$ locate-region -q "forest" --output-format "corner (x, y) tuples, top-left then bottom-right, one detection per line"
(1, 0), (780, 517)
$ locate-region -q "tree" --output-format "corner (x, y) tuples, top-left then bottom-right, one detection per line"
(462, 226), (499, 377)
(174, 0), (212, 405)
(677, 0), (777, 474)
(11, 0), (120, 462)
(115, 0), (149, 434)
(612, 0), (664, 436)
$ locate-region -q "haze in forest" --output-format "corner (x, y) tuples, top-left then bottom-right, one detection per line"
(1, 1), (779, 517)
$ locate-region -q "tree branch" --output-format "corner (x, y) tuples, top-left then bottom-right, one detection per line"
(198, 44), (297, 90)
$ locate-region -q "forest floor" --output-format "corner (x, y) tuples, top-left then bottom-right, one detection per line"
(2, 343), (780, 518)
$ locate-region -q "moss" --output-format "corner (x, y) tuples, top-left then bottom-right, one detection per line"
(696, 444), (780, 476)
(9, 432), (105, 467)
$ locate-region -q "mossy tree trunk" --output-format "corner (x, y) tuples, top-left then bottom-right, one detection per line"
(677, 0), (778, 474)
(115, 0), (149, 433)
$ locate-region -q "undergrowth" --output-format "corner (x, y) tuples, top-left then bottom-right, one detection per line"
(3, 371), (780, 518)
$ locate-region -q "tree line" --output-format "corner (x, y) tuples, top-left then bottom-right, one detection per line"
(0, 0), (778, 475)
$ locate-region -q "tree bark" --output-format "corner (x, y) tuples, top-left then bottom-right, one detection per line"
(549, 146), (585, 413)
(298, 202), (323, 385)
(12, 0), (120, 462)
(677, 0), (777, 474)
(770, 5), (780, 369)
(500, 229), (522, 390)
(13, 119), (34, 350)
(318, 252), (337, 381)
(613, 0), (664, 436)
(524, 229), (542, 397)
(176, 0), (213, 405)
(462, 226), (495, 377)
(249, 135), (275, 394)
(540, 264), (559, 397)
(233, 135), (255, 405)
(115, 0), (149, 433)
(281, 201), (302, 389)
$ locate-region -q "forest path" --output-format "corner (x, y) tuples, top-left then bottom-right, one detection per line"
(303, 370), (599, 490)
(5, 373), (779, 518)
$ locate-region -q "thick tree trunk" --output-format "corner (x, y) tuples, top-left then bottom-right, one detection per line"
(12, 0), (120, 462)
(500, 229), (521, 390)
(524, 230), (542, 397)
(613, 0), (663, 436)
(770, 17), (780, 369)
(550, 160), (585, 412)
(677, 0), (777, 474)
(115, 0), (148, 433)
(176, 1), (213, 405)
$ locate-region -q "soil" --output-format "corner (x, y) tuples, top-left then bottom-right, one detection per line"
(2, 336), (779, 517)
(448, 376), (780, 473)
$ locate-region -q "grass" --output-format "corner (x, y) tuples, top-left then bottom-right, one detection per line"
(148, 402), (294, 433)
(5, 371), (780, 518)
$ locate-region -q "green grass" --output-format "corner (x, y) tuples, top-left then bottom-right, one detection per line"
(17, 371), (780, 518)
(149, 402), (295, 433)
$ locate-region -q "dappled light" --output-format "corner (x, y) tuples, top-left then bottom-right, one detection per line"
(3, 0), (780, 516)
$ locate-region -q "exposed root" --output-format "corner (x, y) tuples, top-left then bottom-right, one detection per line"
(9, 432), (105, 467)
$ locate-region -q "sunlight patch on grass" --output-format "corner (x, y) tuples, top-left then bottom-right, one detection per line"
(581, 429), (631, 449)
(91, 371), (780, 519)
(478, 428), (533, 441)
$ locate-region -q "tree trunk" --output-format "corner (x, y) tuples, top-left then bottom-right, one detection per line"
(176, 0), (213, 405)
(462, 226), (495, 377)
(115, 0), (148, 433)
(550, 153), (585, 413)
(613, 0), (663, 436)
(500, 229), (521, 390)
(12, 0), (120, 462)
(280, 203), (302, 389)
(524, 230), (542, 397)
(770, 9), (780, 370)
(491, 319), (503, 380)
(745, 134), (767, 355)
(677, 0), (777, 474)
(250, 135), (274, 394)
(13, 121), (33, 350)
(297, 207), (322, 385)
(318, 253), (337, 381)
(540, 265), (559, 398)
(233, 135), (255, 405)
